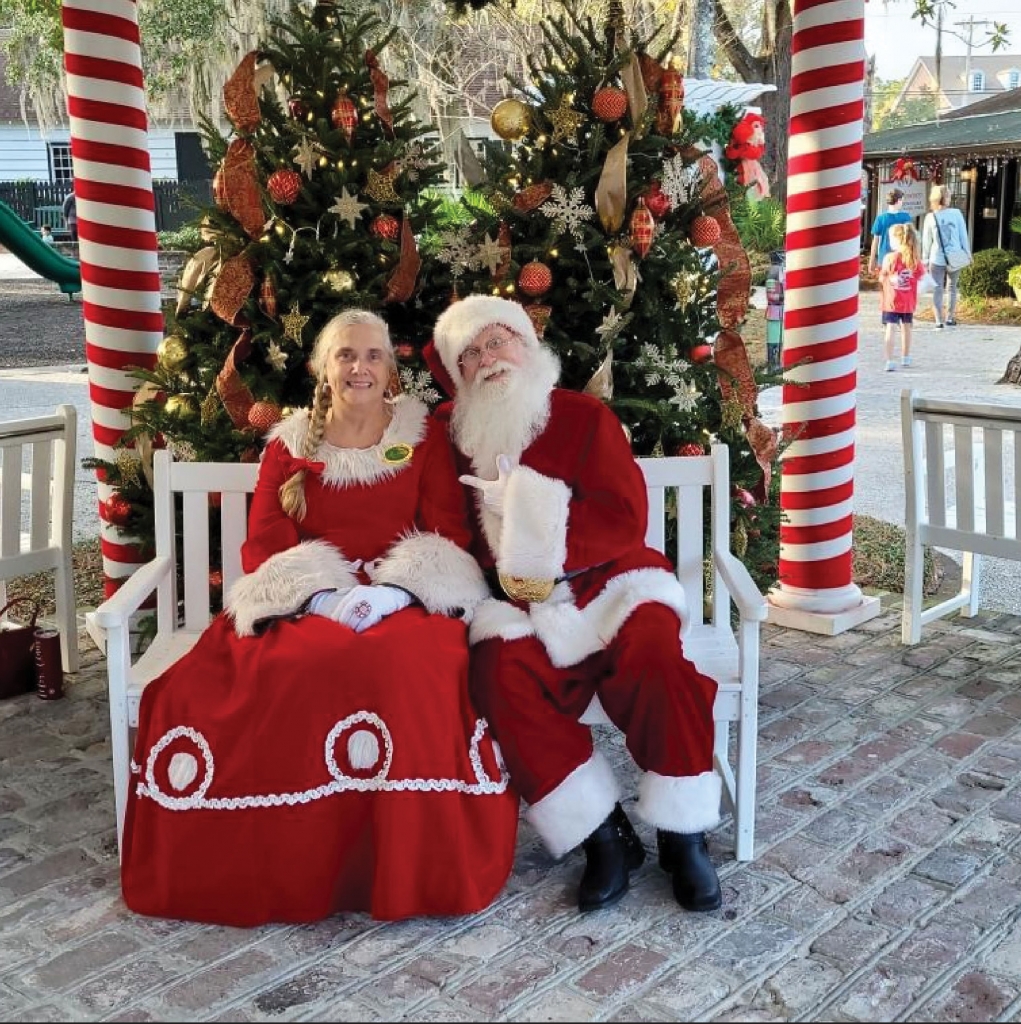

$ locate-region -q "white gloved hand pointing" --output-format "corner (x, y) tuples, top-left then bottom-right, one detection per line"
(308, 584), (412, 632)
(459, 455), (513, 517)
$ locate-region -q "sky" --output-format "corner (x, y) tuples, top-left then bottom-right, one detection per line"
(864, 0), (1021, 82)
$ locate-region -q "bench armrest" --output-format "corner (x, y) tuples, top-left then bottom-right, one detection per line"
(92, 556), (172, 628)
(712, 547), (768, 622)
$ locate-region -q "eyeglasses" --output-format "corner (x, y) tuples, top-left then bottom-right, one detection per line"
(457, 333), (518, 368)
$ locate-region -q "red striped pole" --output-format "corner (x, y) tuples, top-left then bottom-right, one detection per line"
(61, 0), (162, 597)
(768, 0), (881, 632)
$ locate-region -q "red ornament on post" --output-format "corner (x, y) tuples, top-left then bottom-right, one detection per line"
(331, 94), (358, 141)
(370, 213), (400, 241)
(690, 343), (714, 363)
(104, 495), (132, 528)
(690, 214), (721, 248)
(645, 182), (672, 220)
(592, 86), (628, 122)
(629, 197), (655, 258)
(209, 570), (224, 592)
(677, 442), (705, 457)
(267, 168), (303, 205)
(518, 260), (553, 297)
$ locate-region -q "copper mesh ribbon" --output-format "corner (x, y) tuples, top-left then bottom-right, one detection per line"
(365, 49), (394, 136)
(216, 331), (256, 429)
(384, 217), (421, 304)
(223, 52), (261, 134)
(223, 139), (266, 239)
(210, 254), (255, 327)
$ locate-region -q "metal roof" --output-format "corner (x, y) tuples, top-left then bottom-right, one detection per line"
(864, 109), (1021, 157)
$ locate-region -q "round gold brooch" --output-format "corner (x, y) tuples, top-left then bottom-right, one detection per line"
(380, 442), (414, 466)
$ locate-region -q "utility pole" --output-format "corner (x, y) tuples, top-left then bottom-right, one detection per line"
(935, 3), (943, 120)
(956, 14), (994, 104)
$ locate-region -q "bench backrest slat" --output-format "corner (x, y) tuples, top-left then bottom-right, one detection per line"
(903, 389), (1021, 558)
(151, 445), (729, 634)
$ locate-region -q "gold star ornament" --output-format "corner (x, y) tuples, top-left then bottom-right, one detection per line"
(364, 166), (400, 204)
(281, 304), (310, 344)
(546, 96), (585, 144)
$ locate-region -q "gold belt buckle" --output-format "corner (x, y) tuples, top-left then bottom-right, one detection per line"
(498, 573), (555, 603)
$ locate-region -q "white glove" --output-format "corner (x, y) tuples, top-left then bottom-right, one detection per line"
(308, 584), (412, 632)
(459, 455), (513, 517)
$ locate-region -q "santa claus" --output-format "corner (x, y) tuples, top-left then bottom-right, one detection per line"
(425, 295), (722, 914)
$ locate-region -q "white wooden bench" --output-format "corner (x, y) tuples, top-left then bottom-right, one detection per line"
(90, 445), (766, 861)
(0, 405), (79, 673)
(901, 389), (1021, 645)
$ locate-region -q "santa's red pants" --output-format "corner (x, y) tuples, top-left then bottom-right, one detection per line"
(470, 603), (720, 856)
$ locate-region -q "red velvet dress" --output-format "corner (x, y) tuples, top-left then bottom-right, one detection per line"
(120, 401), (518, 926)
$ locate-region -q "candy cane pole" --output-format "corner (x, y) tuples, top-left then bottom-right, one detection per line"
(61, 0), (162, 598)
(767, 0), (881, 634)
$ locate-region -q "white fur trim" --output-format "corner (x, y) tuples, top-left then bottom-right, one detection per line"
(525, 751), (620, 859)
(433, 295), (539, 387)
(636, 770), (722, 834)
(468, 598), (535, 645)
(226, 539), (358, 637)
(370, 532), (490, 618)
(268, 395), (428, 488)
(467, 567), (687, 666)
(498, 466), (570, 583)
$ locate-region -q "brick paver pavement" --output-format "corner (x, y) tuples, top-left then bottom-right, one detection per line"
(3, 597), (1021, 1022)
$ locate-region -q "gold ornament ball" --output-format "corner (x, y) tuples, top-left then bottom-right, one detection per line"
(164, 394), (198, 420)
(157, 335), (188, 372)
(324, 269), (355, 293)
(491, 98), (531, 141)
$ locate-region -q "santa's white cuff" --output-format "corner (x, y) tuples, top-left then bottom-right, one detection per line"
(525, 751), (619, 859)
(635, 770), (722, 835)
(498, 466), (570, 586)
(227, 539), (358, 637)
(371, 531), (490, 619)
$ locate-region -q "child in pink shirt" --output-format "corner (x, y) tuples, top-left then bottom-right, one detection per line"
(878, 222), (924, 371)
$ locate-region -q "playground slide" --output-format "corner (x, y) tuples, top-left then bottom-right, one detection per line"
(0, 199), (81, 297)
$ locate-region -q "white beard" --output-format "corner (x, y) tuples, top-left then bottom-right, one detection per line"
(451, 346), (560, 478)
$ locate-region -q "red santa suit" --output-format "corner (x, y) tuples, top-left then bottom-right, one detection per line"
(428, 296), (721, 861)
(120, 396), (518, 926)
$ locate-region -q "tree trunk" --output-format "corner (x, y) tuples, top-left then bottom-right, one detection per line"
(997, 347), (1021, 385)
(687, 0), (715, 78)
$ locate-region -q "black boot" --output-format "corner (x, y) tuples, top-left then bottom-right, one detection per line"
(657, 830), (722, 912)
(578, 804), (643, 912)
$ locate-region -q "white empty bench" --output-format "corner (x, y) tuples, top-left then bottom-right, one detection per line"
(91, 445), (766, 860)
(0, 405), (79, 673)
(901, 389), (1021, 644)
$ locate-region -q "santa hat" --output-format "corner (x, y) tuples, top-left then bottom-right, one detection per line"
(431, 295), (539, 388)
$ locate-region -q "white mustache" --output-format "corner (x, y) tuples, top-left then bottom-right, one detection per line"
(475, 360), (517, 385)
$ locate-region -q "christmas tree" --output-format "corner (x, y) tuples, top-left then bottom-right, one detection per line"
(90, 0), (452, 547)
(450, 4), (781, 588)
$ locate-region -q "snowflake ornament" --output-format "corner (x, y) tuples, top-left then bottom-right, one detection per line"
(541, 184), (594, 244)
(434, 227), (481, 280)
(329, 188), (369, 229)
(595, 308), (631, 343)
(292, 137), (320, 179)
(399, 367), (440, 404)
(668, 381), (700, 413)
(636, 342), (697, 412)
(660, 155), (700, 207)
(398, 142), (431, 182)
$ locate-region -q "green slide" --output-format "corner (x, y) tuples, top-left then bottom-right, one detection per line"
(0, 199), (81, 298)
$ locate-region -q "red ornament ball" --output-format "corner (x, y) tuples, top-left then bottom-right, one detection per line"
(287, 96), (307, 120)
(592, 86), (628, 122)
(690, 214), (721, 248)
(267, 168), (303, 205)
(735, 487), (757, 507)
(209, 570), (224, 591)
(677, 442), (705, 457)
(518, 260), (553, 298)
(248, 401), (283, 433)
(395, 343), (416, 359)
(646, 182), (672, 220)
(690, 343), (714, 363)
(370, 214), (400, 242)
(331, 94), (358, 139)
(104, 495), (132, 527)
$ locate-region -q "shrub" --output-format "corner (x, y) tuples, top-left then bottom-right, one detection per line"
(959, 248), (1021, 299)
(730, 194), (786, 255)
(157, 225), (203, 253)
(1008, 263), (1021, 296)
